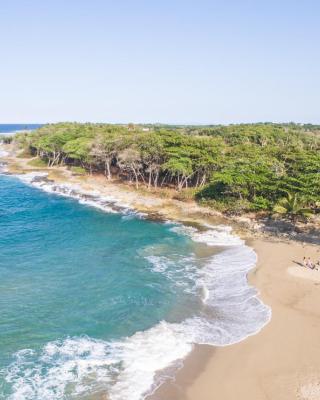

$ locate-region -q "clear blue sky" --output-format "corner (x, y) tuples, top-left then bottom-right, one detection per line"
(1, 0), (319, 124)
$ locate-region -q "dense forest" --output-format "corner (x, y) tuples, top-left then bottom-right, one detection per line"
(12, 122), (320, 216)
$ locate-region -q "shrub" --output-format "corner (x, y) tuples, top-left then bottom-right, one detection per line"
(250, 196), (272, 211)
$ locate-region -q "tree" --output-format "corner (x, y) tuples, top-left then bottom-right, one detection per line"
(17, 122), (320, 216)
(63, 137), (93, 171)
(118, 147), (143, 188)
(90, 133), (119, 180)
(139, 132), (165, 189)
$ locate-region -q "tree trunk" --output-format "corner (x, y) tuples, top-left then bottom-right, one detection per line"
(148, 171), (152, 189)
(105, 160), (111, 180)
(160, 171), (169, 187)
(153, 171), (159, 188)
(131, 166), (139, 189)
(200, 173), (206, 186)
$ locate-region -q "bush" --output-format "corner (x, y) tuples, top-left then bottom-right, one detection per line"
(199, 196), (253, 214)
(196, 182), (225, 201)
(250, 196), (272, 211)
(2, 136), (13, 144)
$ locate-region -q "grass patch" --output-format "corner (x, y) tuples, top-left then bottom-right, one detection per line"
(198, 198), (254, 214)
(172, 188), (198, 202)
(17, 149), (33, 158)
(27, 158), (47, 167)
(70, 166), (86, 175)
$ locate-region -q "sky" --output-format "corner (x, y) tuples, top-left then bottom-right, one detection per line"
(0, 0), (319, 124)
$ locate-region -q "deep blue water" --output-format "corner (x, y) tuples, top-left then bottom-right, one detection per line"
(0, 124), (42, 134)
(0, 175), (200, 399)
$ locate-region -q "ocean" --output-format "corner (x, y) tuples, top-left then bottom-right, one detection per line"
(0, 156), (271, 399)
(0, 124), (43, 135)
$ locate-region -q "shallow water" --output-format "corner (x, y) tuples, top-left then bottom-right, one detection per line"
(0, 173), (270, 400)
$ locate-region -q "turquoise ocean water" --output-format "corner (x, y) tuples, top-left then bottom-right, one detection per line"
(0, 151), (270, 399)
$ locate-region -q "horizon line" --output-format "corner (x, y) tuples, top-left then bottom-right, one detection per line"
(1, 121), (320, 126)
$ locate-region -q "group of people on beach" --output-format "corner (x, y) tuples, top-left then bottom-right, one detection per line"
(303, 257), (320, 270)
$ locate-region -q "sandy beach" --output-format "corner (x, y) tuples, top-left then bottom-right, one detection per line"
(2, 144), (320, 400)
(151, 239), (320, 400)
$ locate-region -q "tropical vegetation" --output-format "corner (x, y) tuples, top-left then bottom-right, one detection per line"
(13, 122), (320, 217)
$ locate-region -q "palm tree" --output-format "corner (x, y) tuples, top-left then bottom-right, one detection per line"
(273, 192), (313, 221)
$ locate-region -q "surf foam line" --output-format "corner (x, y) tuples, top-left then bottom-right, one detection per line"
(4, 172), (271, 400)
(0, 161), (8, 173)
(0, 146), (9, 172)
(0, 150), (9, 158)
(15, 171), (147, 218)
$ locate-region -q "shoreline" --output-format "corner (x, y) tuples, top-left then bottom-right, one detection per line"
(156, 238), (320, 400)
(0, 144), (229, 226)
(1, 144), (320, 400)
(2, 143), (319, 246)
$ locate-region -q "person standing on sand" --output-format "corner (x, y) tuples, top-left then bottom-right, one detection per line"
(303, 257), (307, 267)
(307, 257), (314, 269)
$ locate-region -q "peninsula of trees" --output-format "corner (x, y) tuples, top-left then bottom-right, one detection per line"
(13, 122), (320, 216)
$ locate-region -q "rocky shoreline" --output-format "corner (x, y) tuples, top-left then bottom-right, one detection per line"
(1, 142), (319, 246)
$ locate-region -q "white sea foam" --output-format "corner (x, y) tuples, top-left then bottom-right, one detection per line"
(5, 172), (271, 400)
(17, 171), (49, 184)
(5, 325), (193, 400)
(170, 223), (244, 246)
(145, 243), (270, 346)
(0, 162), (8, 173)
(0, 145), (9, 172)
(0, 149), (9, 158)
(15, 172), (146, 217)
(145, 254), (199, 294)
